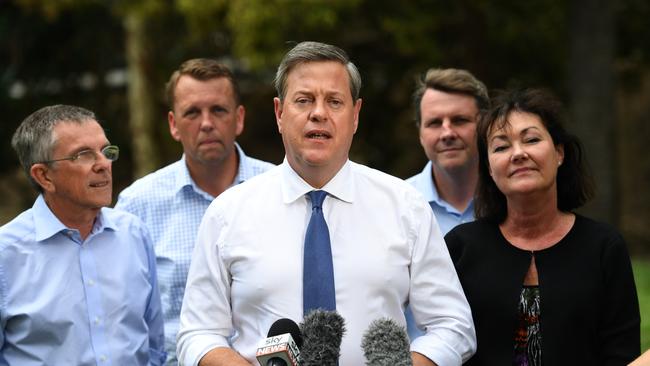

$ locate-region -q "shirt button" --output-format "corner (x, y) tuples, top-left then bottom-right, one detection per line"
(88, 279), (95, 286)
(94, 317), (101, 325)
(99, 355), (107, 362)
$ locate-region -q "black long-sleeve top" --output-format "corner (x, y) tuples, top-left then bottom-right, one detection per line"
(445, 214), (640, 365)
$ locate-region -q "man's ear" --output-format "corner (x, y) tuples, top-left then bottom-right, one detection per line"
(30, 163), (55, 193)
(235, 105), (245, 136)
(274, 97), (284, 134)
(352, 98), (362, 134)
(168, 111), (181, 142)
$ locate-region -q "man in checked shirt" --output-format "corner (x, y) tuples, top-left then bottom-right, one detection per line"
(115, 58), (274, 365)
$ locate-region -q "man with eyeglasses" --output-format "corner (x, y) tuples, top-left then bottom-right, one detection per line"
(115, 58), (274, 364)
(0, 105), (166, 365)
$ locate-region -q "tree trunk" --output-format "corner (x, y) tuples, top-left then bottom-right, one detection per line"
(617, 68), (650, 254)
(567, 0), (616, 224)
(124, 11), (158, 178)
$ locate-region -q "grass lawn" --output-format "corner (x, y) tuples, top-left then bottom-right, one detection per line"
(633, 259), (650, 352)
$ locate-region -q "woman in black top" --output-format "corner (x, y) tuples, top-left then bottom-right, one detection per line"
(445, 88), (640, 365)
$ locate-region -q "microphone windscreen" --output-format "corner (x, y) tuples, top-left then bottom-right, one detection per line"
(268, 318), (304, 349)
(361, 317), (412, 366)
(300, 309), (346, 366)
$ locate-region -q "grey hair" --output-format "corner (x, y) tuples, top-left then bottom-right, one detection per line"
(11, 104), (97, 192)
(413, 68), (489, 127)
(274, 41), (362, 101)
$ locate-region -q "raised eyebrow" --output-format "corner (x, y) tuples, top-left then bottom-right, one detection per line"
(326, 91), (346, 99)
(520, 126), (542, 136)
(291, 90), (313, 98)
(489, 134), (509, 145)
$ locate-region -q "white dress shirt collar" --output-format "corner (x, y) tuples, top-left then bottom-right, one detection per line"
(280, 158), (355, 204)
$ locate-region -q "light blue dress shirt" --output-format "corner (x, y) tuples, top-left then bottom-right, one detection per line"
(0, 195), (166, 366)
(115, 143), (274, 365)
(406, 161), (475, 235)
(405, 161), (475, 340)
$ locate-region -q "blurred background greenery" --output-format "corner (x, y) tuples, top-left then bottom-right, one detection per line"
(635, 260), (650, 351)
(1, 0), (649, 348)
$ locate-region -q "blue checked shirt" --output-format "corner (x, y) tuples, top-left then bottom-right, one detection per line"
(115, 143), (274, 365)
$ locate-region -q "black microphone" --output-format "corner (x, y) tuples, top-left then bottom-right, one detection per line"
(300, 309), (346, 366)
(361, 317), (412, 366)
(256, 318), (303, 366)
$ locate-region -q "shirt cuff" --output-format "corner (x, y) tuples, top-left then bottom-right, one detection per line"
(178, 333), (230, 366)
(410, 333), (466, 366)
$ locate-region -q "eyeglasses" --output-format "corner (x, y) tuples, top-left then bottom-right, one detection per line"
(38, 145), (120, 165)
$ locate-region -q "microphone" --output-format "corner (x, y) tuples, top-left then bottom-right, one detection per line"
(256, 318), (303, 366)
(361, 317), (412, 366)
(300, 309), (346, 366)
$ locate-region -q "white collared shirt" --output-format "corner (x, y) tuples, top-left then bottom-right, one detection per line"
(178, 160), (476, 366)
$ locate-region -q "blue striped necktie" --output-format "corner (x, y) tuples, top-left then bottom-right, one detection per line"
(303, 190), (336, 314)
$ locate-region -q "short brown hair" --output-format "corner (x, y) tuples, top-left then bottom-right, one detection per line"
(165, 58), (241, 109)
(413, 68), (489, 127)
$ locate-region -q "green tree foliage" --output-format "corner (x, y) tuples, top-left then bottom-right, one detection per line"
(2, 0), (650, 253)
(176, 0), (364, 70)
(4, 0), (575, 179)
(172, 0), (569, 176)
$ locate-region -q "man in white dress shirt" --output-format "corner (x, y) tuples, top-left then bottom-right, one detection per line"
(177, 41), (476, 366)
